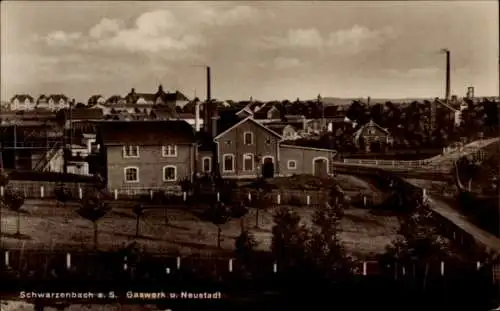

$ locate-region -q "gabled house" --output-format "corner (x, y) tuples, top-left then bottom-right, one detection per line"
(212, 116), (283, 178)
(88, 95), (105, 106)
(200, 112), (337, 179)
(353, 120), (393, 152)
(267, 124), (301, 141)
(98, 120), (197, 193)
(253, 104), (284, 121)
(41, 94), (70, 111)
(10, 95), (35, 111)
(124, 85), (189, 108)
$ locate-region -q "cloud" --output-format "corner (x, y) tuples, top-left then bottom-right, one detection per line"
(89, 18), (124, 39)
(35, 6), (267, 57)
(197, 5), (262, 26)
(33, 30), (82, 47)
(258, 25), (397, 54)
(326, 25), (397, 53)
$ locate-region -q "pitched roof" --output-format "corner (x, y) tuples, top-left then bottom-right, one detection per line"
(47, 94), (69, 102)
(125, 87), (189, 104)
(11, 94), (34, 102)
(353, 120), (390, 142)
(151, 107), (178, 119)
(98, 120), (196, 145)
(214, 116), (282, 140)
(58, 108), (104, 121)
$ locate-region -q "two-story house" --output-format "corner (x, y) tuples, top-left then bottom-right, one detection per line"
(98, 120), (197, 194)
(39, 94), (70, 111)
(199, 114), (337, 179)
(10, 95), (35, 111)
(353, 120), (393, 152)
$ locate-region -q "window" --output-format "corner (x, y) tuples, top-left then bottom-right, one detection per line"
(225, 140), (232, 145)
(124, 167), (139, 183)
(223, 154), (235, 172)
(265, 138), (272, 144)
(163, 165), (177, 181)
(287, 160), (297, 170)
(123, 145), (139, 158)
(243, 131), (254, 145)
(162, 145), (177, 157)
(202, 157), (211, 172)
(243, 154), (254, 171)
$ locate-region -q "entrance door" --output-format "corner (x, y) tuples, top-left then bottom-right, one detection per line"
(313, 158), (328, 177)
(262, 157), (275, 178)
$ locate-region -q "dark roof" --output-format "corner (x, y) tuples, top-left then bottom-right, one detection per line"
(98, 120), (196, 145)
(105, 95), (124, 105)
(47, 94), (68, 102)
(11, 94), (34, 102)
(323, 105), (339, 118)
(216, 114), (243, 136)
(151, 106), (178, 119)
(124, 86), (189, 104)
(58, 108), (104, 121)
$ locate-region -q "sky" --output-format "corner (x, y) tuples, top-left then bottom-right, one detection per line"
(1, 1), (498, 103)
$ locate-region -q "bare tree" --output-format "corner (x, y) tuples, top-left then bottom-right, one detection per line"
(5, 189), (25, 236)
(77, 190), (111, 250)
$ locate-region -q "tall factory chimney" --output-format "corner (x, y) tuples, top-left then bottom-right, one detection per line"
(444, 49), (451, 103)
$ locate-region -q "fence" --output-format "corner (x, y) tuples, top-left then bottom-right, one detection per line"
(1, 181), (96, 199)
(341, 158), (431, 168)
(0, 183), (355, 208)
(1, 249), (495, 281)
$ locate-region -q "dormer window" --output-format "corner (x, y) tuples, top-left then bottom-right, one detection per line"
(123, 145), (139, 158)
(243, 131), (254, 145)
(162, 145), (177, 157)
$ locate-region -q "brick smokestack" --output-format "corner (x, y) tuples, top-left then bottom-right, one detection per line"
(444, 49), (450, 103)
(203, 66), (211, 133)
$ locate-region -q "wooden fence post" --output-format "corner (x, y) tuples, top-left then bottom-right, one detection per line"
(66, 253), (71, 269)
(183, 192), (187, 202)
(362, 261), (367, 276)
(4, 251), (9, 267)
(150, 190), (154, 200)
(40, 186), (44, 198)
(78, 187), (83, 199)
(440, 261), (445, 276)
(0, 186), (3, 197)
(247, 192), (251, 202)
(276, 193), (281, 205)
(363, 195), (367, 207)
(114, 189), (118, 200)
(177, 256), (181, 270)
(273, 262), (278, 273)
(306, 195), (310, 206)
(229, 259), (233, 272)
(216, 192), (220, 202)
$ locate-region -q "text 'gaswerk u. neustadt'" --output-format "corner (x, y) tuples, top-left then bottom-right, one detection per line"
(19, 291), (222, 300)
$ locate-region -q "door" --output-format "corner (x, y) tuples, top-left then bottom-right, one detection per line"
(313, 158), (328, 177)
(262, 157), (275, 179)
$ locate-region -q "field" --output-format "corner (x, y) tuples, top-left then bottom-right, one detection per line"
(0, 175), (399, 259)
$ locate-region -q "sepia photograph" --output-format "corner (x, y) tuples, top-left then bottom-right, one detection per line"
(1, 1), (499, 310)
